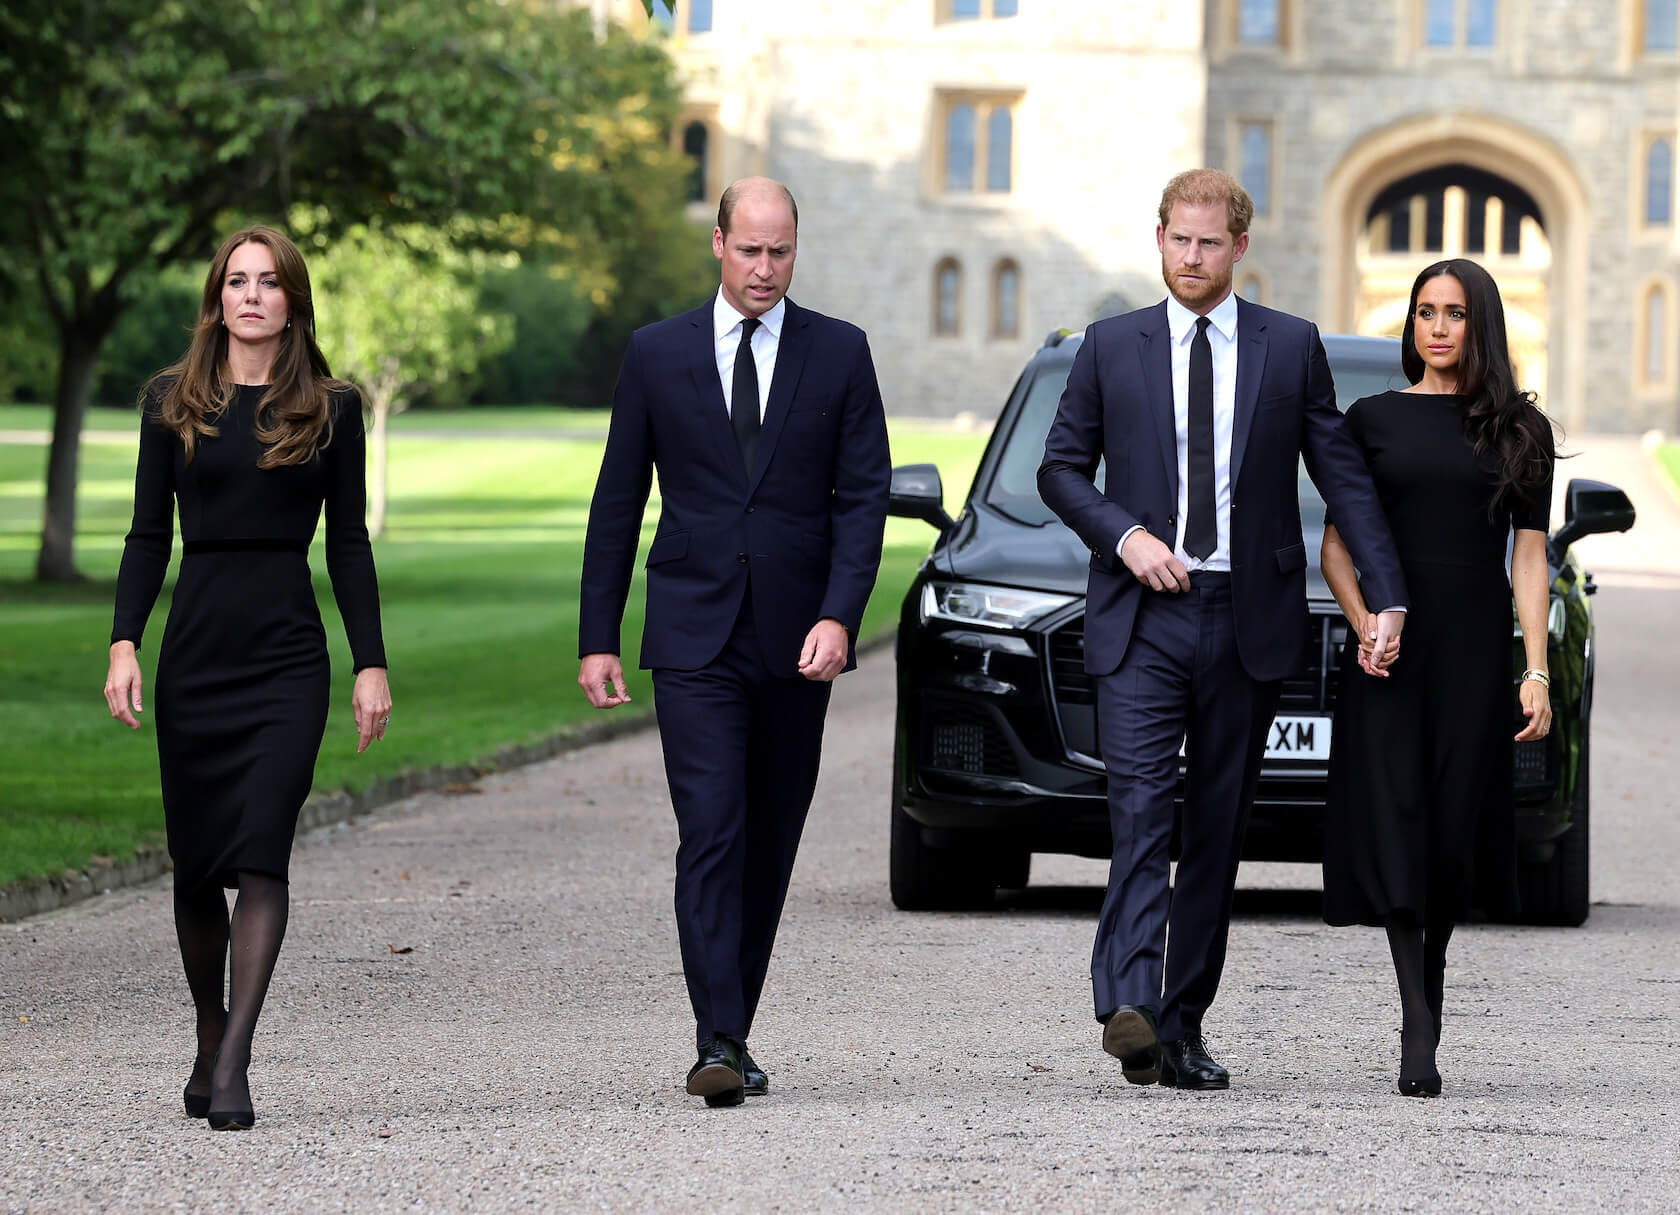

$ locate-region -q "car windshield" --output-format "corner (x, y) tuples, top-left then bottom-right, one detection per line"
(982, 347), (1408, 528)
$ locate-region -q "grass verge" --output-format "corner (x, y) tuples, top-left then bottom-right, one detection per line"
(0, 420), (988, 887)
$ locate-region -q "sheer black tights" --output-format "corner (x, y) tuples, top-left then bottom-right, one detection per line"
(172, 873), (289, 1111)
(1385, 915), (1454, 1084)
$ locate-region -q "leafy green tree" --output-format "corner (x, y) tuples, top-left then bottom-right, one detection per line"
(305, 220), (514, 538)
(0, 0), (691, 580)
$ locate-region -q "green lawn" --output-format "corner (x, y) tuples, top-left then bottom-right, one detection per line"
(1658, 443), (1680, 493)
(0, 420), (988, 887)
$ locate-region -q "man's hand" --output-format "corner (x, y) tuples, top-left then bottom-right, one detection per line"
(798, 619), (849, 682)
(1120, 530), (1190, 593)
(1368, 609), (1405, 674)
(579, 652), (632, 708)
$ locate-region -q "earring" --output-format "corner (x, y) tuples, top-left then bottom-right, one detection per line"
(285, 318), (292, 330)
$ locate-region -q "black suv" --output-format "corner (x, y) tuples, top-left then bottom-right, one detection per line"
(888, 330), (1635, 926)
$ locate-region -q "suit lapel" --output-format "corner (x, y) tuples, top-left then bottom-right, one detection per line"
(1136, 302), (1177, 505)
(685, 304), (748, 490)
(748, 298), (811, 494)
(1230, 298), (1268, 488)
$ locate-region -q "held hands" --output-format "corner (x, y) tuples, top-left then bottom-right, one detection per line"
(104, 642), (144, 728)
(351, 667), (392, 753)
(1356, 609), (1405, 677)
(798, 619), (849, 682)
(1120, 530), (1191, 593)
(579, 652), (632, 709)
(1514, 677), (1553, 741)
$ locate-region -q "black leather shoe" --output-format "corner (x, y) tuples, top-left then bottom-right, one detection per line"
(1159, 1031), (1230, 1090)
(1398, 1070), (1442, 1098)
(1101, 1005), (1161, 1086)
(741, 1050), (768, 1097)
(686, 1037), (745, 1108)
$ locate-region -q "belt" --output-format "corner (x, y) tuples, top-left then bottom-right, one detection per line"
(182, 539), (308, 555)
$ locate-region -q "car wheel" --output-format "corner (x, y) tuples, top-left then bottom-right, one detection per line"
(889, 738), (999, 911)
(1516, 732), (1590, 927)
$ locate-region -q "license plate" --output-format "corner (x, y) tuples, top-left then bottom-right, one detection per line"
(1265, 715), (1330, 760)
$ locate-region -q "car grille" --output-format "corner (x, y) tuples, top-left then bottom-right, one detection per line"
(920, 699), (1019, 779)
(1047, 612), (1344, 715)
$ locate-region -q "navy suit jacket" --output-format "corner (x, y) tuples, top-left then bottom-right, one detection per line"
(579, 297), (891, 676)
(1038, 297), (1406, 682)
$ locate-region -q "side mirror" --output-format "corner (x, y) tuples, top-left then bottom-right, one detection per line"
(1551, 478), (1636, 553)
(888, 463), (954, 534)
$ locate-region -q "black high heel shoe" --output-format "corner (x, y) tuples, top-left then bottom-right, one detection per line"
(1397, 1070), (1442, 1098)
(206, 1054), (255, 1131)
(183, 1086), (211, 1119)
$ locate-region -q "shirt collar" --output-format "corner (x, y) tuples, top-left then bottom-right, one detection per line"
(1166, 288), (1239, 345)
(714, 288), (786, 342)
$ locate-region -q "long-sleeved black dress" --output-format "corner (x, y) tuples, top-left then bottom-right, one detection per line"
(1323, 390), (1553, 927)
(112, 382), (386, 891)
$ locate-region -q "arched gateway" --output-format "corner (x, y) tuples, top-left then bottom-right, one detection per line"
(1319, 114), (1591, 431)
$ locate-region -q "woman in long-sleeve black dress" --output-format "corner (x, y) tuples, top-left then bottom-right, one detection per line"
(104, 225), (391, 1131)
(1321, 258), (1554, 1099)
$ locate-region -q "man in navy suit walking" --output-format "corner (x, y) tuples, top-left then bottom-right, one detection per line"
(578, 177), (891, 1108)
(1038, 170), (1408, 1090)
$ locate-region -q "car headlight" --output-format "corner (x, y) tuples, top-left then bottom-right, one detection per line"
(921, 582), (1077, 630)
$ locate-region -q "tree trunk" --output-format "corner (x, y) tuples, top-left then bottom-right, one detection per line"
(34, 326), (105, 582)
(368, 395), (391, 540)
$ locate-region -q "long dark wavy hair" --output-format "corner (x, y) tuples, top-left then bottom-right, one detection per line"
(1400, 258), (1556, 517)
(146, 225), (345, 467)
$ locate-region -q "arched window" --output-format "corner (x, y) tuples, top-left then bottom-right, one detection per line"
(1647, 0), (1679, 51)
(1238, 0), (1279, 43)
(992, 259), (1021, 339)
(682, 121), (709, 204)
(1238, 274), (1265, 304)
(986, 108), (1013, 193)
(934, 259), (962, 337)
(945, 104), (977, 193)
(1239, 122), (1272, 217)
(1643, 284), (1671, 385)
(1647, 138), (1673, 225)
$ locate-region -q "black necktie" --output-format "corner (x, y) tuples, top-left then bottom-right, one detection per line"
(1184, 315), (1217, 561)
(731, 317), (762, 472)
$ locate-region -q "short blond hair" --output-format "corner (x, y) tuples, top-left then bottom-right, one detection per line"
(1158, 169), (1255, 238)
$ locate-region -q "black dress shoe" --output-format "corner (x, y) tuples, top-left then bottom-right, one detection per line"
(741, 1050), (768, 1097)
(1398, 1070), (1442, 1098)
(1159, 1031), (1230, 1090)
(686, 1036), (745, 1108)
(1100, 1005), (1162, 1086)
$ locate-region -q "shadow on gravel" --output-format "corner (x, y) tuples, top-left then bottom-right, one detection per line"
(991, 886), (1322, 919)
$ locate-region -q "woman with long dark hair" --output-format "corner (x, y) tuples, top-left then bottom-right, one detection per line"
(104, 225), (390, 1130)
(1320, 258), (1555, 1097)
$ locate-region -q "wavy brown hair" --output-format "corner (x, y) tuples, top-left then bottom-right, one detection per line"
(147, 225), (344, 467)
(1400, 258), (1557, 517)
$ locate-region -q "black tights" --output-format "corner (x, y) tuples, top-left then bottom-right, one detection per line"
(1385, 914), (1454, 1082)
(173, 872), (289, 1111)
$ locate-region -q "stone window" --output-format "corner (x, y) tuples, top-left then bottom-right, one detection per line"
(1238, 122), (1273, 218)
(938, 93), (1021, 195)
(1644, 0), (1679, 52)
(934, 259), (963, 336)
(1646, 136), (1674, 226)
(1639, 281), (1674, 388)
(1423, 0), (1495, 48)
(1238, 0), (1281, 43)
(1238, 273), (1266, 305)
(688, 0), (712, 33)
(939, 0), (1018, 20)
(992, 259), (1021, 339)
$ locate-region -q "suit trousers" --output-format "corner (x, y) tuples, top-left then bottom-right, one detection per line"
(1089, 573), (1281, 1042)
(652, 593), (833, 1047)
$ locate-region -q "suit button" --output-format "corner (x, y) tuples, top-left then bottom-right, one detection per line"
(737, 553), (748, 564)
(1168, 514), (1176, 525)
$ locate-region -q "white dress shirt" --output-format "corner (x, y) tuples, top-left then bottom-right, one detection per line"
(713, 288), (784, 423)
(1118, 291), (1240, 571)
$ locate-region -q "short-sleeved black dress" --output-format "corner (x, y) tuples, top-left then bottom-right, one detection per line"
(1323, 390), (1552, 927)
(112, 383), (386, 891)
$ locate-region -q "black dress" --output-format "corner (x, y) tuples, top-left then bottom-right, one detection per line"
(112, 383), (386, 891)
(1322, 390), (1552, 927)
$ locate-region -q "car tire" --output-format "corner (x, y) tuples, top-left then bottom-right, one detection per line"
(1516, 732), (1590, 927)
(889, 732), (999, 910)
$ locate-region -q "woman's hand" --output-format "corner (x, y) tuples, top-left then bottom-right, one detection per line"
(1514, 676), (1552, 741)
(104, 641), (144, 728)
(1355, 612), (1400, 678)
(351, 667), (392, 753)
